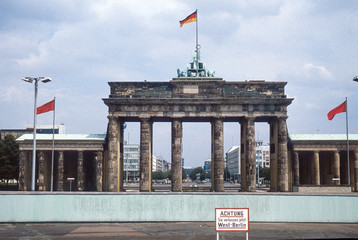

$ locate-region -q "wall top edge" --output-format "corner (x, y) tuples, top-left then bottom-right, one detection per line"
(1, 192), (357, 197)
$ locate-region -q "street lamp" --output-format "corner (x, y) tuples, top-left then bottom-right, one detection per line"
(22, 77), (52, 191)
(353, 76), (358, 82)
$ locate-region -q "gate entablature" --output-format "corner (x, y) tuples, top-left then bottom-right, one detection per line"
(103, 78), (293, 193)
(104, 78), (293, 121)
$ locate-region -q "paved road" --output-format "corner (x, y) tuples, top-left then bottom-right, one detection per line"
(1, 222), (357, 239)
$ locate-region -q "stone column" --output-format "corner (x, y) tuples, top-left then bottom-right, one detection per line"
(246, 117), (256, 192)
(28, 152), (33, 190)
(350, 152), (354, 190)
(240, 117), (256, 192)
(240, 119), (247, 191)
(77, 151), (84, 191)
(277, 117), (289, 191)
(211, 122), (215, 191)
(140, 118), (152, 192)
(354, 150), (358, 192)
(313, 151), (320, 185)
(269, 118), (278, 191)
(171, 118), (183, 192)
(211, 118), (225, 192)
(107, 116), (124, 192)
(96, 151), (103, 192)
(293, 151), (300, 186)
(38, 151), (46, 191)
(333, 151), (341, 185)
(56, 151), (64, 191)
(118, 120), (124, 192)
(18, 151), (27, 191)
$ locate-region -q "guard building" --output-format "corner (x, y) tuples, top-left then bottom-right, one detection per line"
(289, 134), (358, 192)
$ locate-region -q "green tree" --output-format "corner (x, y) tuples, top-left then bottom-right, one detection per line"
(182, 167), (187, 180)
(152, 171), (166, 180)
(260, 167), (270, 181)
(189, 167), (206, 181)
(206, 171), (211, 180)
(0, 135), (19, 184)
(166, 170), (172, 180)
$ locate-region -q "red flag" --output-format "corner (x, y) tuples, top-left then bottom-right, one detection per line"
(327, 101), (346, 120)
(179, 10), (197, 27)
(37, 99), (55, 115)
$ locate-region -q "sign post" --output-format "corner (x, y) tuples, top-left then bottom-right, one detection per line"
(67, 177), (75, 192)
(215, 208), (249, 240)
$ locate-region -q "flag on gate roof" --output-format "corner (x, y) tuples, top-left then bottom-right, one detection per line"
(327, 100), (346, 120)
(37, 99), (55, 115)
(179, 10), (197, 27)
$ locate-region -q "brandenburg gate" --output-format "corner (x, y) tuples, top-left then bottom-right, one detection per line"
(103, 77), (293, 192)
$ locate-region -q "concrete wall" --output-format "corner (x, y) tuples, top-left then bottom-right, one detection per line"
(0, 193), (357, 223)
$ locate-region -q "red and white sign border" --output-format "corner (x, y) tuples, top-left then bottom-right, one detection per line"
(215, 208), (249, 232)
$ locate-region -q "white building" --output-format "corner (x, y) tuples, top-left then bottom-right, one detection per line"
(225, 146), (240, 181)
(124, 144), (140, 181)
(152, 155), (157, 172)
(153, 156), (171, 172)
(255, 140), (270, 168)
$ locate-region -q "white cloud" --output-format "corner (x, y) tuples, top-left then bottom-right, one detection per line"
(1, 86), (28, 102)
(303, 63), (333, 80)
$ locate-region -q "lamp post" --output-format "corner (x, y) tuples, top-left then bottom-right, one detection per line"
(22, 77), (52, 191)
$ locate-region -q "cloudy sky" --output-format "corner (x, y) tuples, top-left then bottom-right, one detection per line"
(1, 0), (358, 168)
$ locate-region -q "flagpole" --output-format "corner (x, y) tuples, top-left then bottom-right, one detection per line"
(31, 81), (39, 191)
(195, 9), (199, 77)
(346, 97), (350, 185)
(50, 97), (56, 191)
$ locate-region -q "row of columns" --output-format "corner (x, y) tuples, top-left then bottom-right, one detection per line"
(19, 150), (103, 191)
(106, 116), (290, 192)
(240, 117), (289, 192)
(293, 150), (358, 191)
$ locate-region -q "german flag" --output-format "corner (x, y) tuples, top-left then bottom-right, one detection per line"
(179, 10), (197, 27)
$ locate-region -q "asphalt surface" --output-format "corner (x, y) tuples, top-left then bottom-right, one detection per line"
(1, 222), (358, 240)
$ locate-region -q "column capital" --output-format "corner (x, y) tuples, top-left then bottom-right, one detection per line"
(107, 115), (118, 120)
(211, 116), (224, 120)
(277, 116), (288, 121)
(139, 117), (152, 122)
(239, 116), (256, 124)
(171, 117), (183, 122)
(268, 116), (288, 124)
(211, 117), (224, 126)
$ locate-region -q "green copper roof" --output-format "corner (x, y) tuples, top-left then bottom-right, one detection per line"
(289, 134), (358, 141)
(16, 134), (106, 141)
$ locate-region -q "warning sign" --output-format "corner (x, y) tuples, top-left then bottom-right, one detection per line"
(215, 208), (249, 232)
